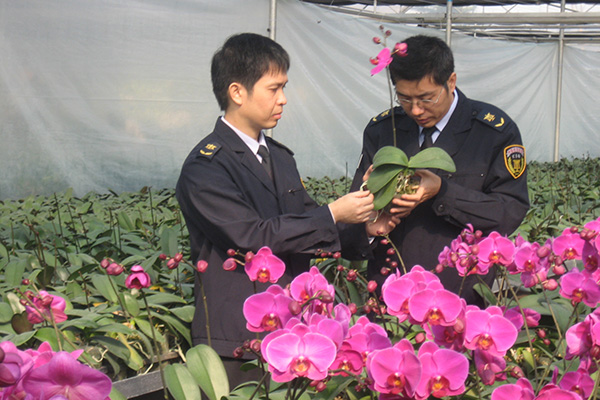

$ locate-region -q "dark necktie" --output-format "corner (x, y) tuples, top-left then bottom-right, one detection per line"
(420, 126), (437, 150)
(257, 145), (273, 180)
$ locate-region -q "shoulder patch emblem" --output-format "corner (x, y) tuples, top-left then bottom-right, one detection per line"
(504, 145), (526, 179)
(198, 143), (221, 159)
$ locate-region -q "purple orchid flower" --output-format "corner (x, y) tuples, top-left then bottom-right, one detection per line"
(244, 246), (285, 283)
(22, 351), (112, 400)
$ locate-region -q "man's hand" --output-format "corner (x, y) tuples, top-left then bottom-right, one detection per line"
(366, 211), (400, 237)
(329, 190), (374, 224)
(388, 169), (442, 218)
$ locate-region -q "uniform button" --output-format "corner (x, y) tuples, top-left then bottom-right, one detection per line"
(437, 204), (445, 213)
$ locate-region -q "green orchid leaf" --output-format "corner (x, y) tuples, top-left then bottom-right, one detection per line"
(186, 344), (229, 400)
(373, 178), (398, 210)
(367, 165), (401, 194)
(372, 146), (409, 168)
(407, 147), (456, 172)
(164, 364), (202, 400)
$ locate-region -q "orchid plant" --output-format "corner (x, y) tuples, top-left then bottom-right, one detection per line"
(367, 27), (456, 211)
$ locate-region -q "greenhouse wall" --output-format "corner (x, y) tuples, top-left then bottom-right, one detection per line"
(1, 0), (600, 199)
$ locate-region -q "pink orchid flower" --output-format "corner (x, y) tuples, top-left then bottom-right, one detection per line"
(366, 343), (421, 397)
(0, 346), (25, 388)
(559, 370), (595, 399)
(514, 242), (550, 288)
(474, 349), (507, 385)
(416, 342), (469, 399)
(243, 285), (293, 332)
(244, 246), (285, 283)
(329, 343), (363, 377)
(553, 228), (585, 260)
(559, 268), (600, 307)
(22, 351), (112, 400)
(261, 329), (337, 382)
(565, 308), (600, 360)
(25, 291), (68, 325)
(464, 309), (518, 356)
(289, 266), (334, 316)
(383, 266), (444, 323)
(582, 241), (600, 272)
(370, 47), (393, 76)
(344, 316), (392, 363)
(409, 288), (463, 327)
(503, 306), (541, 330)
(125, 265), (151, 289)
(477, 232), (516, 270)
(535, 387), (582, 400)
(491, 378), (535, 400)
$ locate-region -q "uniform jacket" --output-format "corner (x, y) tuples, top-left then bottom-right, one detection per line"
(176, 118), (340, 357)
(342, 89), (529, 304)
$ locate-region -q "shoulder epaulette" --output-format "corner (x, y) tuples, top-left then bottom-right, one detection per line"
(266, 137), (294, 156)
(197, 142), (222, 159)
(472, 103), (510, 132)
(367, 107), (405, 128)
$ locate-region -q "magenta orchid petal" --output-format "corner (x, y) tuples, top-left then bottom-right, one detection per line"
(125, 265), (151, 289)
(22, 352), (112, 400)
(559, 370), (595, 398)
(370, 47), (392, 76)
(417, 348), (469, 398)
(409, 289), (462, 326)
(243, 290), (292, 332)
(465, 310), (517, 356)
(367, 347), (421, 397)
(244, 246), (286, 283)
(535, 388), (582, 400)
(492, 380), (535, 400)
(553, 229), (585, 260)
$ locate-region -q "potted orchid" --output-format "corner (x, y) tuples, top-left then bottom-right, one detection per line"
(366, 27), (456, 211)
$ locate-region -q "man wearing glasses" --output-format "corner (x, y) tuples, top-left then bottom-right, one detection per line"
(343, 35), (529, 305)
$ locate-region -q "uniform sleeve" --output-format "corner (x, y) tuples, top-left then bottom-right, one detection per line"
(176, 155), (341, 257)
(431, 121), (529, 235)
(340, 123), (382, 260)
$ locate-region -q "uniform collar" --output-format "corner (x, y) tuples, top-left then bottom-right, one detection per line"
(220, 116), (268, 160)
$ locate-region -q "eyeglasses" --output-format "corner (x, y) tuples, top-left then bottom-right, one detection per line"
(395, 87), (444, 109)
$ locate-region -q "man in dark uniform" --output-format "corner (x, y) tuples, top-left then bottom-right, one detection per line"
(176, 33), (397, 389)
(343, 35), (529, 305)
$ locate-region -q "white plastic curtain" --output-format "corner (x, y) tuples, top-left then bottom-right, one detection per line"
(1, 0), (599, 199)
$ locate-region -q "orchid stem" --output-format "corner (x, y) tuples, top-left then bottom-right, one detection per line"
(383, 233), (406, 274)
(140, 289), (168, 400)
(198, 276), (212, 348)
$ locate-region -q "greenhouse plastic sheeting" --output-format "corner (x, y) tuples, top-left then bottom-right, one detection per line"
(1, 0), (600, 199)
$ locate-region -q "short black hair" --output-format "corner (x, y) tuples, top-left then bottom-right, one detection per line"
(389, 35), (454, 86)
(211, 33), (290, 111)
